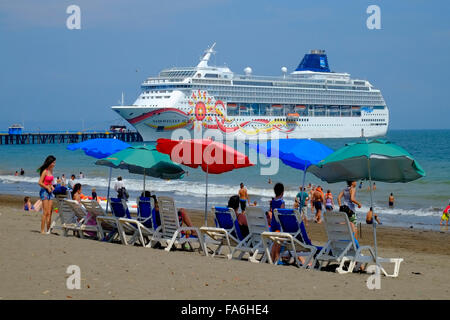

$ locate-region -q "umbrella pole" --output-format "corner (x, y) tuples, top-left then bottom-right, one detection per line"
(368, 158), (377, 263)
(106, 166), (112, 214)
(299, 162), (307, 221)
(204, 165), (209, 226)
(143, 168), (146, 194)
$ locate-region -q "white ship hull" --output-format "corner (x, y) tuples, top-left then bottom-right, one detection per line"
(113, 103), (388, 142)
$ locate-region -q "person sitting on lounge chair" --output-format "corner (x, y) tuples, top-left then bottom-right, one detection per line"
(149, 193), (198, 237)
(228, 195), (249, 238)
(71, 183), (97, 236)
(268, 183), (286, 263)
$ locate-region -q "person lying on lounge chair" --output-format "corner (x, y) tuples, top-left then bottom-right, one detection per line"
(228, 195), (249, 238)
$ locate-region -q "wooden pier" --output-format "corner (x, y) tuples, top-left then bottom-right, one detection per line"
(0, 131), (143, 145)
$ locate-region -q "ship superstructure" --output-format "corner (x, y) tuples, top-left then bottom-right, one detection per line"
(112, 44), (388, 141)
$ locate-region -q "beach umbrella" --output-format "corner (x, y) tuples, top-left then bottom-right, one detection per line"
(95, 145), (185, 194)
(67, 138), (131, 212)
(248, 139), (333, 217)
(308, 139), (426, 261)
(156, 138), (254, 226)
(67, 138), (131, 159)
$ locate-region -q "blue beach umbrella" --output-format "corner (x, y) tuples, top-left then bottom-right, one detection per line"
(67, 138), (130, 159)
(67, 138), (131, 213)
(248, 139), (333, 213)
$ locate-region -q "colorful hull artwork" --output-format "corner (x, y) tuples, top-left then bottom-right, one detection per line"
(128, 90), (295, 136)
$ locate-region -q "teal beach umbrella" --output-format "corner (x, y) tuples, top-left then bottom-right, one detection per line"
(308, 139), (425, 262)
(95, 146), (185, 207)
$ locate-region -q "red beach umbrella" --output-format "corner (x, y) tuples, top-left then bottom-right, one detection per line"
(156, 138), (254, 225)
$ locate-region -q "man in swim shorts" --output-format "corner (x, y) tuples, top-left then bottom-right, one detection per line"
(312, 186), (325, 223)
(440, 201), (450, 226)
(238, 182), (250, 213)
(389, 193), (394, 207)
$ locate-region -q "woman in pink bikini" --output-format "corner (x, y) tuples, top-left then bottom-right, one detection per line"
(38, 155), (56, 234)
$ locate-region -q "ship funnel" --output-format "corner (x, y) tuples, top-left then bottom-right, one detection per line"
(295, 49), (330, 72)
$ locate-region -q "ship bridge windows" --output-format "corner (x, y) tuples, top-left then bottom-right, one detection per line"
(159, 70), (196, 78)
(204, 73), (219, 78)
(141, 84), (191, 90)
(233, 80), (273, 87)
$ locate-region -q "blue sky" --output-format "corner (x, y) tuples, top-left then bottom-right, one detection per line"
(0, 0), (449, 131)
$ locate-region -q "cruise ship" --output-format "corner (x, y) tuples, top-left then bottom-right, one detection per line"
(112, 43), (388, 141)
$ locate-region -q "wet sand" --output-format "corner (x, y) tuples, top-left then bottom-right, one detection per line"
(0, 194), (449, 300)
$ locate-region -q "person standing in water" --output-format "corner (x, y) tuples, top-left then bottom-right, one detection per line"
(38, 155), (56, 234)
(388, 193), (395, 207)
(238, 182), (250, 213)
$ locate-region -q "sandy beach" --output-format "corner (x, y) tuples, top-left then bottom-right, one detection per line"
(0, 194), (449, 300)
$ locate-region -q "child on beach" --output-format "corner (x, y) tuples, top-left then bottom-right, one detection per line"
(92, 188), (98, 201)
(440, 201), (450, 226)
(23, 196), (42, 212)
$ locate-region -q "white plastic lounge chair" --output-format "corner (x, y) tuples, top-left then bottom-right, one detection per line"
(232, 207), (269, 263)
(315, 211), (403, 277)
(58, 200), (98, 238)
(117, 197), (160, 247)
(261, 208), (317, 268)
(81, 199), (105, 217)
(96, 198), (131, 243)
(48, 193), (70, 234)
(200, 206), (246, 259)
(156, 196), (204, 253)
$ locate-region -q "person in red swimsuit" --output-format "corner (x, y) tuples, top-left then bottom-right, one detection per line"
(38, 155), (56, 234)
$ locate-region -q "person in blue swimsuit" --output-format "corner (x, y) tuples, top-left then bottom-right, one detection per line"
(267, 183), (285, 262)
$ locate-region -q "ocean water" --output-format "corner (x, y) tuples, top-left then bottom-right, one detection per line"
(0, 130), (449, 231)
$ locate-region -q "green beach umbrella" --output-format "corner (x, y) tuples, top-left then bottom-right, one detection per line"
(308, 139), (425, 263)
(308, 139), (425, 183)
(95, 145), (185, 196)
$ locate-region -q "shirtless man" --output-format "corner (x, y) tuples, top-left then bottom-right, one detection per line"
(388, 193), (394, 207)
(238, 182), (250, 213)
(308, 185), (315, 215)
(312, 186), (325, 223)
